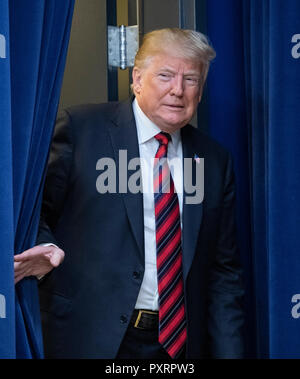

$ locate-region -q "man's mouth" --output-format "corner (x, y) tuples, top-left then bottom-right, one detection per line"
(163, 104), (184, 109)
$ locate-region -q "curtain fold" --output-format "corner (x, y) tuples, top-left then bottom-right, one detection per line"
(244, 0), (300, 359)
(243, 0), (270, 358)
(205, 0), (300, 358)
(0, 0), (74, 358)
(205, 0), (256, 358)
(0, 0), (15, 359)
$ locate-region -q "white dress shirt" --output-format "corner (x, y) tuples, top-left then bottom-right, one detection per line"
(133, 98), (183, 310)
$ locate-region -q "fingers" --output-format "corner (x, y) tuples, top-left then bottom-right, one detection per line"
(14, 269), (29, 284)
(14, 266), (34, 284)
(15, 273), (24, 285)
(14, 260), (29, 273)
(49, 249), (65, 267)
(14, 245), (65, 284)
(14, 261), (31, 284)
(14, 245), (53, 262)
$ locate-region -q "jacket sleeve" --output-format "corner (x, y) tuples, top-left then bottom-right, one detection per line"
(36, 109), (74, 246)
(207, 153), (245, 358)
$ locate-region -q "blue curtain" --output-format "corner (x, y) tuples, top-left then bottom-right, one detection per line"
(204, 0), (300, 358)
(0, 0), (74, 358)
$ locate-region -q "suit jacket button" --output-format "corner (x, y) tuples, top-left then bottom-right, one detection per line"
(120, 315), (128, 324)
(133, 271), (141, 280)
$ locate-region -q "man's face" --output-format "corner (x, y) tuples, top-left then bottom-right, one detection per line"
(132, 53), (204, 133)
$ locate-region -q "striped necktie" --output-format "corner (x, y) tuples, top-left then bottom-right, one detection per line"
(153, 132), (187, 359)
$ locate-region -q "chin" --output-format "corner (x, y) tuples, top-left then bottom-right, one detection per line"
(160, 122), (186, 133)
(167, 118), (187, 129)
(155, 114), (189, 132)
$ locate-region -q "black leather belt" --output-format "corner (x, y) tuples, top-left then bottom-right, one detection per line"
(130, 309), (159, 330)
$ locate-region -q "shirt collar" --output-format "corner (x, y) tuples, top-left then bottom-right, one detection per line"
(132, 98), (181, 149)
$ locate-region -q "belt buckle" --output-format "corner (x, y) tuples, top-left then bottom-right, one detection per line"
(134, 310), (157, 329)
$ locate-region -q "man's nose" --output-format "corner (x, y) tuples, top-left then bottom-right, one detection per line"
(170, 76), (184, 97)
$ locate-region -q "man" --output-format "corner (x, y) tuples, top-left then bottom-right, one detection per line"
(14, 28), (244, 359)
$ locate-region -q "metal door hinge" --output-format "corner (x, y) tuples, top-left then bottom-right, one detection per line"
(108, 25), (139, 70)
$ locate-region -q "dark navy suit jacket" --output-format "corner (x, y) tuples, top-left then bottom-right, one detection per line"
(37, 98), (244, 359)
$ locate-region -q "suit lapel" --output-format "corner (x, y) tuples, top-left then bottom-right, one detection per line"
(107, 101), (203, 277)
(181, 125), (203, 282)
(108, 99), (145, 260)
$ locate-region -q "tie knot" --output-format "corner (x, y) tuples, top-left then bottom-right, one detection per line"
(155, 132), (171, 146)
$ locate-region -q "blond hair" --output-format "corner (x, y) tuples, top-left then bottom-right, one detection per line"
(134, 28), (216, 84)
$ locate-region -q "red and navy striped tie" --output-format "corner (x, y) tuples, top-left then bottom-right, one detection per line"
(154, 132), (187, 359)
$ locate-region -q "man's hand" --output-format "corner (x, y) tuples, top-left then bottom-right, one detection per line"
(14, 245), (65, 284)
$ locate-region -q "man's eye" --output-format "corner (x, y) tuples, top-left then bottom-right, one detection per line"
(185, 77), (198, 84)
(158, 73), (171, 79)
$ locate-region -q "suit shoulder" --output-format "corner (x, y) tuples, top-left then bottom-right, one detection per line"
(55, 102), (122, 139)
(184, 124), (231, 161)
(61, 102), (119, 122)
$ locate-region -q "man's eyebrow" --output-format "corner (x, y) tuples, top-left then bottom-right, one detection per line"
(156, 67), (175, 73)
(156, 67), (200, 77)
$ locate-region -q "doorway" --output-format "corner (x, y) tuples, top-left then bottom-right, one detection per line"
(59, 0), (203, 111)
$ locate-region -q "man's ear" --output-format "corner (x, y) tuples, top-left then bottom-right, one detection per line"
(132, 67), (142, 94)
